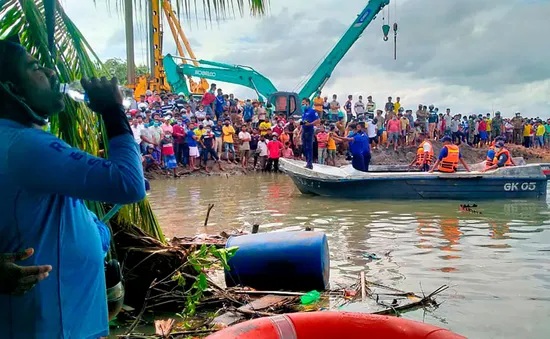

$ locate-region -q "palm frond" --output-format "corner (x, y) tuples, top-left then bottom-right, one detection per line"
(0, 0), (165, 243)
(106, 0), (269, 22)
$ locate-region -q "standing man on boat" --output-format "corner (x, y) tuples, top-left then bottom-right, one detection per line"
(359, 122), (371, 171)
(0, 36), (144, 338)
(429, 136), (471, 173)
(409, 133), (433, 172)
(301, 98), (320, 169)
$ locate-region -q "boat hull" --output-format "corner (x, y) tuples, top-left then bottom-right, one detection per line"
(281, 159), (548, 200)
(289, 174), (547, 200)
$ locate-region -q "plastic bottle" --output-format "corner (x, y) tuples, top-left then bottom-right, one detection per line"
(59, 81), (133, 109)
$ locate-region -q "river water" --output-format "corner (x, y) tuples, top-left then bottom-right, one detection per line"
(148, 174), (550, 339)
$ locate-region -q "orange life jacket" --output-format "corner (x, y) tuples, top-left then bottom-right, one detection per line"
(485, 146), (495, 169)
(415, 140), (434, 165)
(438, 144), (459, 173)
(493, 148), (513, 167)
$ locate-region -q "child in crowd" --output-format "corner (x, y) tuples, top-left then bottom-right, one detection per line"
(160, 131), (178, 177)
(256, 135), (269, 171)
(143, 145), (160, 172)
(282, 142), (294, 159)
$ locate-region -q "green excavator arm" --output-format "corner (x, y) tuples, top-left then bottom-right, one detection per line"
(163, 54), (278, 101)
(298, 0), (390, 100)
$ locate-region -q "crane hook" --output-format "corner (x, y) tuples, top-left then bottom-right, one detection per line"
(382, 24), (390, 41)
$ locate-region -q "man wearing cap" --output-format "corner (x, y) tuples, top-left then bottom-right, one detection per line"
(429, 136), (471, 173)
(511, 112), (524, 145)
(483, 141), (515, 171)
(0, 36), (145, 337)
(492, 111), (504, 139)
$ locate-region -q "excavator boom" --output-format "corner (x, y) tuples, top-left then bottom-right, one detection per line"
(298, 0), (389, 100)
(163, 54), (278, 101)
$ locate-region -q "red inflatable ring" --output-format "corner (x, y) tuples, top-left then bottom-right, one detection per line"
(207, 312), (465, 339)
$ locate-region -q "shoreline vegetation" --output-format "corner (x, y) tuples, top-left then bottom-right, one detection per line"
(145, 141), (550, 180)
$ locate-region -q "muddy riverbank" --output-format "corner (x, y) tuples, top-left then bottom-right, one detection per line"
(146, 142), (550, 180)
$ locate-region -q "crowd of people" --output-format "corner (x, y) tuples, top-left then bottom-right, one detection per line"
(127, 87), (547, 176)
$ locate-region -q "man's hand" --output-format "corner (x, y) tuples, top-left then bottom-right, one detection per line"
(0, 248), (52, 295)
(81, 77), (123, 114)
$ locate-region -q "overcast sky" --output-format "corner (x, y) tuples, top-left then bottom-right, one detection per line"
(64, 0), (550, 117)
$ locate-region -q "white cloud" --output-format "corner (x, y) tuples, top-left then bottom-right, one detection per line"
(64, 0), (550, 118)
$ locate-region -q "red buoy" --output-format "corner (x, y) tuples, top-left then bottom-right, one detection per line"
(207, 312), (465, 339)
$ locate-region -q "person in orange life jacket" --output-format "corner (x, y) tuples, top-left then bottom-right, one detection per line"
(483, 141), (514, 172)
(409, 132), (433, 172)
(484, 136), (508, 170)
(332, 123), (365, 171)
(429, 136), (471, 173)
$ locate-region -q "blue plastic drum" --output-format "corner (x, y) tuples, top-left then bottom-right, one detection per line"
(224, 231), (330, 291)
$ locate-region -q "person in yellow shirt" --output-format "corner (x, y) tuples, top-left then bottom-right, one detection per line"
(523, 121), (532, 148)
(222, 119), (237, 163)
(399, 112), (409, 146)
(313, 92), (324, 119)
(393, 97), (401, 114)
(259, 120), (272, 136)
(326, 125), (338, 166)
(535, 120), (545, 148)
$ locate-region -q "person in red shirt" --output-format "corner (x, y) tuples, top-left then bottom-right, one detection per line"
(272, 120), (284, 136)
(266, 133), (284, 172)
(172, 120), (187, 166)
(386, 115), (401, 151)
(201, 91), (216, 117)
(478, 117), (488, 148)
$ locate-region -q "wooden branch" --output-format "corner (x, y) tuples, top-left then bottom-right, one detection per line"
(373, 285), (449, 315)
(232, 290), (306, 296)
(360, 272), (366, 302)
(204, 204), (214, 227)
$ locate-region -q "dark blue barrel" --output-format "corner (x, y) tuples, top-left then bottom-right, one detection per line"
(224, 231), (330, 291)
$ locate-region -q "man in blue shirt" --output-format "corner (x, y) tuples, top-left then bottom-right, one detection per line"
(300, 98), (320, 169)
(333, 124), (365, 171)
(215, 88), (225, 121)
(0, 36), (144, 338)
(359, 122), (371, 171)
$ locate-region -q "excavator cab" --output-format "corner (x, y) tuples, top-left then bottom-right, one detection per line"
(268, 92), (302, 121)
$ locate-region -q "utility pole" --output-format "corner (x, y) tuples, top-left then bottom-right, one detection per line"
(124, 0), (135, 85)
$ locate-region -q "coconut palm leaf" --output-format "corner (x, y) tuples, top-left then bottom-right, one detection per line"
(0, 0), (166, 243)
(0, 0), (268, 245)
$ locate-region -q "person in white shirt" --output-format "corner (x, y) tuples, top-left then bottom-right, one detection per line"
(238, 126), (252, 168)
(203, 115), (215, 127)
(366, 117), (378, 148)
(139, 121), (155, 154)
(354, 95), (366, 120)
(256, 135), (269, 171)
(131, 118), (143, 145)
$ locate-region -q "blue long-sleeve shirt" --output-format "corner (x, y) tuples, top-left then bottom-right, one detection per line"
(0, 118), (145, 339)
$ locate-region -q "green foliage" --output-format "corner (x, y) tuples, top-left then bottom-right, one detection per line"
(172, 245), (239, 319)
(103, 58), (148, 86)
(0, 0), (165, 243)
